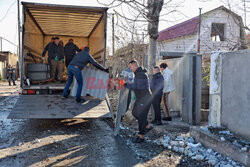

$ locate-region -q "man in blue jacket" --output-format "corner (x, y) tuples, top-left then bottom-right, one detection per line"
(150, 66), (164, 125)
(62, 46), (109, 103)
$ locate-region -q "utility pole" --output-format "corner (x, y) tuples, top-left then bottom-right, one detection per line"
(17, 0), (22, 86)
(17, 0), (21, 58)
(197, 8), (202, 53)
(112, 13), (115, 57)
(0, 37), (2, 52)
(243, 0), (247, 27)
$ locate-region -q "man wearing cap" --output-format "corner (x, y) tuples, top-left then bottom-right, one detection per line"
(64, 39), (81, 67)
(62, 46), (109, 103)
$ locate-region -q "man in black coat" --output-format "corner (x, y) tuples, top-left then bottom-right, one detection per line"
(64, 39), (81, 67)
(42, 37), (55, 77)
(150, 66), (164, 125)
(50, 37), (65, 82)
(42, 37), (54, 64)
(124, 60), (153, 143)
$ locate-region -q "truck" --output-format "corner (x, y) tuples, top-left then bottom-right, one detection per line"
(8, 2), (113, 119)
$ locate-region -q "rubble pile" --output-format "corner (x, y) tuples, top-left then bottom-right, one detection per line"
(153, 134), (245, 167)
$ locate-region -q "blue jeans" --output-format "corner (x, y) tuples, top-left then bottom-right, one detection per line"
(62, 65), (83, 99)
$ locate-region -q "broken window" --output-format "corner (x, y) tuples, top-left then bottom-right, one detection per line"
(211, 23), (225, 41)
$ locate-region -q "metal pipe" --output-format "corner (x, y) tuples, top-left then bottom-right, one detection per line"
(0, 37), (2, 52)
(112, 13), (115, 57)
(197, 8), (202, 53)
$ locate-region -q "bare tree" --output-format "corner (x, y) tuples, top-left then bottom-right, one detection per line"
(98, 0), (184, 74)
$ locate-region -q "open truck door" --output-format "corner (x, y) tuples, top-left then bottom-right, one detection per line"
(8, 2), (112, 119)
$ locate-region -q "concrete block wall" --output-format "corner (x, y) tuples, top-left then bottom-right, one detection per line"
(209, 49), (250, 140)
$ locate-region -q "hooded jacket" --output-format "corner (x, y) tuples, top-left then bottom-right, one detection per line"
(125, 67), (151, 101)
(150, 72), (164, 96)
(69, 47), (105, 71)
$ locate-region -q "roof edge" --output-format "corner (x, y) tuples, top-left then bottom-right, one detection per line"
(159, 5), (242, 34)
(21, 2), (109, 11)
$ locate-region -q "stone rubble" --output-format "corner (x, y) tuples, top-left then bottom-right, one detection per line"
(153, 134), (245, 167)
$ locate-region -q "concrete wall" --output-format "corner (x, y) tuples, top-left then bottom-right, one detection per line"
(221, 50), (250, 139)
(209, 49), (250, 140)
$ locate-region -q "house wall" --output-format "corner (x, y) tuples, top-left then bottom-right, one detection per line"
(0, 52), (18, 79)
(157, 35), (197, 59)
(157, 9), (241, 58)
(7, 52), (18, 67)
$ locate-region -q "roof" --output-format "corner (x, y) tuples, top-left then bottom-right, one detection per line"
(158, 6), (242, 42)
(158, 16), (199, 41)
(22, 2), (108, 37)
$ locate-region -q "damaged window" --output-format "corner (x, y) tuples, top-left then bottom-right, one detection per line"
(211, 23), (225, 41)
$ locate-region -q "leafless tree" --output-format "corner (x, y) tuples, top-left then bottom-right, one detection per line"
(98, 0), (185, 74)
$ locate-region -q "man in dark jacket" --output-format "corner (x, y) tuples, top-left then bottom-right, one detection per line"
(7, 65), (16, 86)
(150, 66), (164, 125)
(62, 46), (109, 103)
(124, 60), (152, 143)
(64, 39), (80, 67)
(50, 37), (64, 82)
(42, 37), (54, 64)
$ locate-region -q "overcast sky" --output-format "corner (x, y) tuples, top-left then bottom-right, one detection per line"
(0, 0), (248, 53)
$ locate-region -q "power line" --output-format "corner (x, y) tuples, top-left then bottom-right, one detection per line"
(0, 0), (16, 23)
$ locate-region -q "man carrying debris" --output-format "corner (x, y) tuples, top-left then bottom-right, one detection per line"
(64, 39), (81, 67)
(7, 65), (16, 86)
(160, 62), (175, 121)
(50, 37), (65, 83)
(124, 60), (153, 143)
(62, 46), (109, 103)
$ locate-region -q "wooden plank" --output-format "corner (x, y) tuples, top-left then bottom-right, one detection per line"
(8, 95), (112, 119)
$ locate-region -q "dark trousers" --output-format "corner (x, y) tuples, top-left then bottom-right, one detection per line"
(62, 65), (83, 99)
(152, 95), (162, 121)
(65, 57), (73, 68)
(132, 97), (151, 135)
(8, 74), (15, 85)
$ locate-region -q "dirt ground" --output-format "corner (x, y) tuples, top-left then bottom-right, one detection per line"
(0, 81), (207, 167)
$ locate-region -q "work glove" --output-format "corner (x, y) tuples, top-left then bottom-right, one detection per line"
(42, 57), (45, 63)
(104, 68), (109, 73)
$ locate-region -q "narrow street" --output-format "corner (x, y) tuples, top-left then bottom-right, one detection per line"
(0, 81), (141, 166)
(0, 81), (217, 167)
